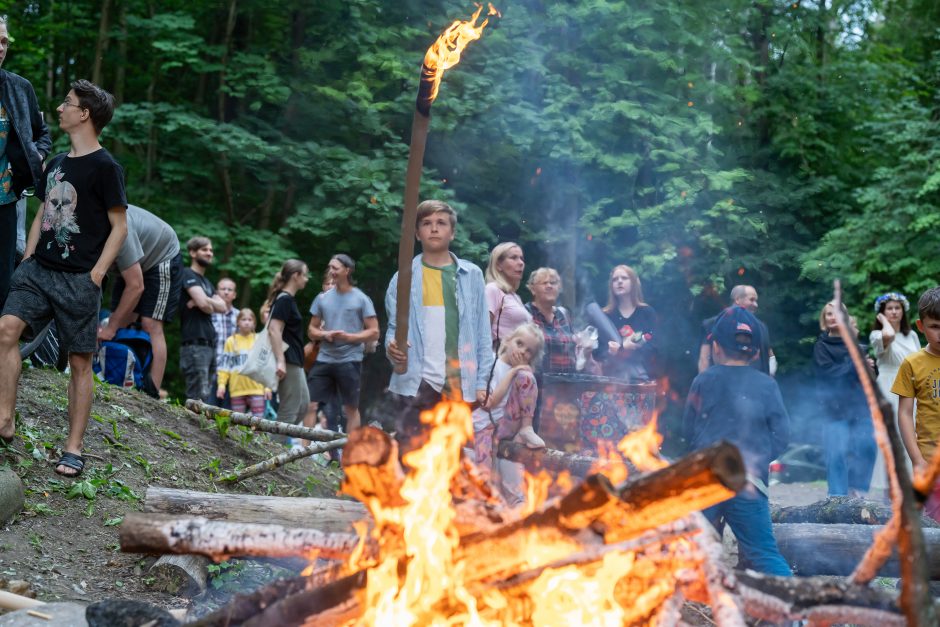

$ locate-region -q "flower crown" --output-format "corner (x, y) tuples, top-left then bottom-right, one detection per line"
(874, 292), (910, 313)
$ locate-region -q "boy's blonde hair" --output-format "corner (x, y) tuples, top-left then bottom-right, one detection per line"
(497, 322), (545, 366)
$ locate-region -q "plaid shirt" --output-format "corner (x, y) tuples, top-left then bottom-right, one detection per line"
(211, 308), (239, 359)
(526, 302), (577, 374)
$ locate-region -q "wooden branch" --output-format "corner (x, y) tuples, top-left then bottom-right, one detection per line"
(218, 438), (348, 483)
(496, 440), (599, 478)
(775, 523), (940, 578)
(340, 426), (406, 507)
(144, 486), (368, 533)
(186, 399), (344, 442)
(833, 280), (936, 627)
(119, 513), (361, 561)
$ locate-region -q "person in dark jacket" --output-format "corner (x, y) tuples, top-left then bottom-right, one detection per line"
(813, 300), (876, 497)
(0, 16), (53, 308)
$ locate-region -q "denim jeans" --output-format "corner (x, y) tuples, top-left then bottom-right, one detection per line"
(823, 414), (876, 496)
(703, 490), (793, 577)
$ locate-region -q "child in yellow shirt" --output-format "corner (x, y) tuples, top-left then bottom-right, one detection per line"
(216, 308), (271, 416)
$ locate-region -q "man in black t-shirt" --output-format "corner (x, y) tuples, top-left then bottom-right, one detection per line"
(179, 236), (226, 404)
(0, 80), (127, 478)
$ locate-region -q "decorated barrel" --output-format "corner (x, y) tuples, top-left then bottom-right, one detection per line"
(538, 373), (657, 454)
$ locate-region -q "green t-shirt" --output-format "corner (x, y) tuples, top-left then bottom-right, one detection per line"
(421, 261), (460, 393)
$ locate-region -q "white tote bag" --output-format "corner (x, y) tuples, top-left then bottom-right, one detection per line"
(239, 320), (278, 391)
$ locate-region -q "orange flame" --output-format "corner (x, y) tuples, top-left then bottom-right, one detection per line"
(422, 3), (500, 105)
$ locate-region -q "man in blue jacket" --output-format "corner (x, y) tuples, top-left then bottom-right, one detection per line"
(385, 200), (493, 450)
(0, 16), (52, 308)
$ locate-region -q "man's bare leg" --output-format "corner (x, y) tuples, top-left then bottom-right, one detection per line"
(141, 317), (166, 390)
(0, 315), (27, 440)
(344, 405), (361, 432)
(57, 352), (93, 475)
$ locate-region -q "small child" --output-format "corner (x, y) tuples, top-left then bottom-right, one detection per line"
(682, 306), (792, 576)
(472, 323), (545, 494)
(217, 308), (271, 417)
(894, 287), (940, 521)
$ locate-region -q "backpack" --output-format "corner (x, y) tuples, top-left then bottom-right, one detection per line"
(93, 328), (158, 396)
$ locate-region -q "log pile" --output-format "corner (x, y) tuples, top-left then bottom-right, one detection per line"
(118, 400), (925, 626)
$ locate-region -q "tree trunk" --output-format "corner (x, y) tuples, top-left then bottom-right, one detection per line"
(91, 0), (112, 86)
(143, 486), (368, 533)
(774, 523), (940, 578)
(496, 440), (598, 478)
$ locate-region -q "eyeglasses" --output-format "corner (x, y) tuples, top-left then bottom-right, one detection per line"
(60, 100), (84, 109)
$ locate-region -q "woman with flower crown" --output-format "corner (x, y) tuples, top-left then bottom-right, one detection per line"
(869, 292), (920, 498)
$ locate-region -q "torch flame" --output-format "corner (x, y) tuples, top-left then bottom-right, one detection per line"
(422, 4), (500, 105)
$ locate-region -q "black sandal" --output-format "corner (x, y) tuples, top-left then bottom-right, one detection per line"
(54, 452), (86, 477)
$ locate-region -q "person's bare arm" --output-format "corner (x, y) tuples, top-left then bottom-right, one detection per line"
(307, 315), (326, 341)
(23, 202), (44, 259)
(99, 262), (143, 340)
(268, 318), (287, 379)
(91, 207), (127, 287)
(898, 395), (924, 469)
(697, 343), (711, 373)
(187, 285), (226, 314)
(484, 365), (531, 410)
(335, 317), (380, 344)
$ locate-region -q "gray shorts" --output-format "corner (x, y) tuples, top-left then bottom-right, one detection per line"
(2, 258), (100, 354)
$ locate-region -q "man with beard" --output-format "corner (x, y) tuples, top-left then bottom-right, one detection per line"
(697, 285), (776, 375)
(0, 16), (53, 309)
(179, 236), (226, 403)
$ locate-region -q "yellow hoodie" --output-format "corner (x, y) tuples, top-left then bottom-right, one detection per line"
(217, 333), (268, 397)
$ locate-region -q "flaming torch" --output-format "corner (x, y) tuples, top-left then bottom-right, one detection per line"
(393, 4), (499, 374)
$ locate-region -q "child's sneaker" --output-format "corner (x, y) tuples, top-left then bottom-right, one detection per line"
(515, 425), (545, 449)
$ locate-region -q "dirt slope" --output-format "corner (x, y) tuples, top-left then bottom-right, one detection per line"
(0, 368), (344, 613)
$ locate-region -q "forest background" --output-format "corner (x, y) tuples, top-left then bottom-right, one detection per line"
(2, 0), (939, 445)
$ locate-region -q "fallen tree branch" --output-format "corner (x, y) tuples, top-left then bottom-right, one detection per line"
(185, 399), (343, 442)
(143, 486), (368, 533)
(119, 513), (361, 561)
(218, 438), (348, 483)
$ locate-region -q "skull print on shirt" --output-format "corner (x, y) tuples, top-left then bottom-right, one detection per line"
(41, 166), (81, 259)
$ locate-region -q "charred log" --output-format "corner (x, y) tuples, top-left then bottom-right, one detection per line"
(496, 440), (599, 478)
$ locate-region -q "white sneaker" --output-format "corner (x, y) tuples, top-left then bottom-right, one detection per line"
(515, 425), (545, 449)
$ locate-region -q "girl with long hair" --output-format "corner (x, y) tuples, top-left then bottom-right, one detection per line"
(598, 264), (658, 382)
(216, 308), (271, 417)
(869, 292), (920, 497)
(265, 259), (310, 430)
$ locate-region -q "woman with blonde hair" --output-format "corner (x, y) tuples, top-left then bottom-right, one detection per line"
(264, 259), (310, 431)
(813, 300), (876, 497)
(484, 242), (532, 347)
(598, 264), (658, 382)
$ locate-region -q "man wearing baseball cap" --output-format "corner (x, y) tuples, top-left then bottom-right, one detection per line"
(681, 305), (792, 576)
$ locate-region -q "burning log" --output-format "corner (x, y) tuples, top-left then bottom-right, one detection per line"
(771, 496), (940, 527)
(496, 440), (598, 478)
(456, 441), (745, 582)
(775, 522), (940, 578)
(185, 399), (343, 442)
(340, 426), (406, 507)
(143, 487), (368, 533)
(118, 513), (361, 561)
